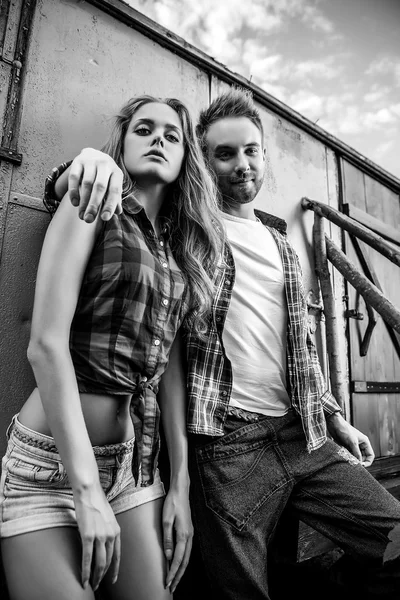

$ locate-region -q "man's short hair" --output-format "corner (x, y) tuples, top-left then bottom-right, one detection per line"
(196, 87), (264, 154)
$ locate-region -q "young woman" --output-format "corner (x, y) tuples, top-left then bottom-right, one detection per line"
(0, 96), (223, 600)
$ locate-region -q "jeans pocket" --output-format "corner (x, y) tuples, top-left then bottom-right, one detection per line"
(196, 431), (291, 531)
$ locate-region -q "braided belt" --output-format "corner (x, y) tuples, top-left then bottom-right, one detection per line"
(11, 425), (59, 453)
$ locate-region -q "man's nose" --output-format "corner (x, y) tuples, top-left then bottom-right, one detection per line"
(234, 155), (250, 175)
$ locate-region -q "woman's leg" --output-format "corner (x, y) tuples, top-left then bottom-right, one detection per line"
(2, 527), (95, 600)
(103, 497), (171, 600)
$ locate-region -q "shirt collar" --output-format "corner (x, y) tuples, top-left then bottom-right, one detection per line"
(122, 196), (172, 239)
(254, 209), (287, 235)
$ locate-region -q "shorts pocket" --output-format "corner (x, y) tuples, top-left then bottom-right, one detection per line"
(97, 465), (116, 495)
(5, 450), (66, 488)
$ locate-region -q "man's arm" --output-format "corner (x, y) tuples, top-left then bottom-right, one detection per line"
(45, 148), (123, 222)
(307, 330), (375, 467)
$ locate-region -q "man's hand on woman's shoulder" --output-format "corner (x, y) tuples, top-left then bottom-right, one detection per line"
(67, 148), (124, 223)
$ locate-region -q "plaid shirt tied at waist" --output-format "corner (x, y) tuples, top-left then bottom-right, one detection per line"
(44, 162), (188, 486)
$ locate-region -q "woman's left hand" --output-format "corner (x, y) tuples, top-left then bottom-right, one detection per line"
(162, 485), (194, 593)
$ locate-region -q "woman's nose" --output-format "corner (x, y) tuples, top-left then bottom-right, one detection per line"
(151, 135), (164, 147)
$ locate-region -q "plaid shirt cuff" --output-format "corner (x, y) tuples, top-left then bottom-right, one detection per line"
(43, 160), (73, 215)
(320, 389), (342, 415)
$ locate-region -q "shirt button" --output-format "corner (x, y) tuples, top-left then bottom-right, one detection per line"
(154, 339), (160, 346)
(225, 279), (231, 287)
(216, 316), (222, 322)
(162, 262), (168, 268)
(221, 390), (228, 397)
(162, 298), (168, 306)
(160, 240), (164, 247)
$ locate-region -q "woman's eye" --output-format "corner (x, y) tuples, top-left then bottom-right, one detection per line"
(166, 133), (179, 143)
(135, 127), (150, 135)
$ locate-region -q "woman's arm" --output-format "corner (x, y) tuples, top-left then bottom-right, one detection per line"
(157, 330), (193, 593)
(52, 148), (123, 221)
(28, 195), (120, 590)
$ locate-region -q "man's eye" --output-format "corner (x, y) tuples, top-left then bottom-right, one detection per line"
(247, 147), (259, 155)
(217, 153), (231, 160)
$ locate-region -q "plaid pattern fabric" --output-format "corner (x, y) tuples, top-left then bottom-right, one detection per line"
(44, 163), (187, 485)
(186, 209), (341, 452)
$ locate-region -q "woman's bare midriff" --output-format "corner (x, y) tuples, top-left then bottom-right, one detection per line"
(18, 387), (134, 446)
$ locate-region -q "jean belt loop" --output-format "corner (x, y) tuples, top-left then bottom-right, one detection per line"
(6, 414), (18, 440)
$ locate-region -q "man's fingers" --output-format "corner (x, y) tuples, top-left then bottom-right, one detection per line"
(360, 438), (375, 467)
(78, 164), (98, 220)
(68, 162), (84, 207)
(83, 168), (114, 223)
(100, 170), (123, 221)
(349, 440), (362, 462)
(81, 535), (94, 589)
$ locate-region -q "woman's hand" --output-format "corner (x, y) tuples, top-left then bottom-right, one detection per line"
(73, 483), (121, 591)
(162, 485), (194, 594)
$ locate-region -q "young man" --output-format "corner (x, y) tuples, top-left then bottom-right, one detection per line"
(45, 89), (400, 599)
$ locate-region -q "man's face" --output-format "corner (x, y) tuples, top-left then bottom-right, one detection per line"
(205, 117), (265, 210)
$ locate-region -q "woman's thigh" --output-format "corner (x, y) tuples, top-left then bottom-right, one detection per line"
(1, 527), (95, 600)
(104, 497), (171, 600)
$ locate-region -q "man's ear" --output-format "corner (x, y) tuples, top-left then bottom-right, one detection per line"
(262, 147), (266, 161)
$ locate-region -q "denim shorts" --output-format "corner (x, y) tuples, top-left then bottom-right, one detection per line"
(0, 415), (165, 538)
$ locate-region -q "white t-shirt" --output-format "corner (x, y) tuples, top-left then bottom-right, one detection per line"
(223, 213), (290, 416)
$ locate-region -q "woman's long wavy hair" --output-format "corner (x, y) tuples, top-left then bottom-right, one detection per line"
(101, 95), (224, 335)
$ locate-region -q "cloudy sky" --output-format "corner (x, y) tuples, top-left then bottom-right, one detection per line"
(126, 0), (400, 179)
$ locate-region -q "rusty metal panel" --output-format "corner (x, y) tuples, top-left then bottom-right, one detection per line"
(1, 0), (20, 61)
(11, 0), (209, 197)
(0, 196), (50, 458)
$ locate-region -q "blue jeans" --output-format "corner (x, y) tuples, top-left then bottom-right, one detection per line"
(189, 408), (400, 599)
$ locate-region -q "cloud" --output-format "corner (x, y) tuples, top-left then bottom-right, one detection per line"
(292, 57), (343, 81)
(364, 85), (391, 104)
(246, 53), (284, 83)
(301, 5), (334, 33)
(365, 56), (400, 86)
(363, 108), (398, 129)
(374, 140), (395, 160)
(128, 0), (339, 63)
(289, 90), (324, 120)
(390, 103), (400, 118)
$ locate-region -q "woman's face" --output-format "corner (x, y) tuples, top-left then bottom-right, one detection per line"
(123, 102), (185, 185)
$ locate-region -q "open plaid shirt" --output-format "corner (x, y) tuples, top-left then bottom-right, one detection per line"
(186, 209), (341, 452)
